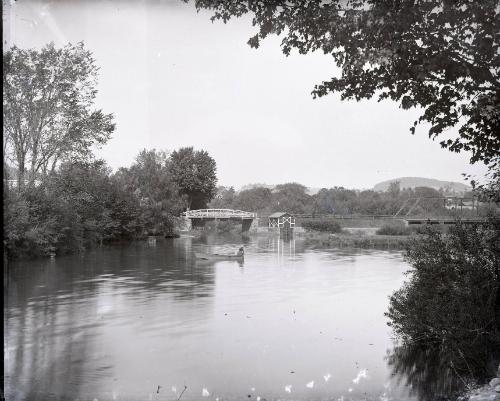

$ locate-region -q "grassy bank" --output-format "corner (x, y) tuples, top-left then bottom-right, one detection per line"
(296, 217), (406, 228)
(299, 230), (410, 249)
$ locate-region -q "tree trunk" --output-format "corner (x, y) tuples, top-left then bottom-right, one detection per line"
(28, 155), (39, 188)
(17, 157), (25, 191)
(3, 160), (10, 197)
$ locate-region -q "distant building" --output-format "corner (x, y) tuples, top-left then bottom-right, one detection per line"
(268, 212), (296, 230)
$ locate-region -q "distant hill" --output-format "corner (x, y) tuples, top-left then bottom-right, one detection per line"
(374, 177), (471, 194)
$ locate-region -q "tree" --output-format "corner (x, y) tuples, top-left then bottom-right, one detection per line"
(192, 1), (499, 168)
(169, 147), (217, 209)
(313, 186), (358, 214)
(412, 186), (446, 215)
(471, 164), (500, 203)
(209, 186), (236, 209)
(388, 181), (401, 198)
(386, 218), (500, 380)
(113, 149), (185, 235)
(120, 149), (172, 204)
(47, 160), (118, 248)
(233, 186), (273, 212)
(3, 159), (141, 258)
(3, 42), (115, 188)
(271, 182), (312, 214)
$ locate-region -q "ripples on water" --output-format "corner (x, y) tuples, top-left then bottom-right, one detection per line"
(4, 234), (428, 401)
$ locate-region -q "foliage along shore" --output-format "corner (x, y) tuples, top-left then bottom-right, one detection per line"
(298, 219), (425, 250)
(300, 230), (410, 250)
(3, 148), (217, 260)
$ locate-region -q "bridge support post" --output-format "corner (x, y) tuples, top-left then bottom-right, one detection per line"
(241, 219), (252, 232)
(241, 218), (259, 232)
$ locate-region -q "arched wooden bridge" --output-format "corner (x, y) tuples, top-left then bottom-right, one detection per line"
(182, 209), (256, 219)
(181, 209), (257, 232)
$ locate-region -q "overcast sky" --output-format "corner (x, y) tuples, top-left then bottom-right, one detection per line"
(3, 0), (488, 189)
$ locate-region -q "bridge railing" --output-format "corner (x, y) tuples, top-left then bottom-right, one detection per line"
(182, 209), (256, 219)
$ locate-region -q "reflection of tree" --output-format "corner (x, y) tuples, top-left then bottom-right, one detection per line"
(388, 337), (500, 401)
(105, 239), (217, 301)
(4, 239), (218, 399)
(5, 261), (96, 400)
(388, 344), (467, 401)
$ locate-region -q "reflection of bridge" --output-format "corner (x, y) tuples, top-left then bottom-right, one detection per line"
(181, 209), (257, 231)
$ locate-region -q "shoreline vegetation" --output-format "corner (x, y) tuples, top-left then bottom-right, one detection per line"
(4, 191), (492, 259)
(300, 230), (410, 249)
(3, 149), (217, 260)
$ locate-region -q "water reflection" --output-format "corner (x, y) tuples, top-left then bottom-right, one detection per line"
(5, 259), (103, 400)
(5, 239), (217, 400)
(387, 344), (466, 401)
(5, 236), (424, 401)
(388, 338), (500, 401)
(194, 257), (244, 268)
(269, 236), (296, 263)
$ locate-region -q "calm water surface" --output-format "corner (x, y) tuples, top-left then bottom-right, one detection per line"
(5, 235), (418, 401)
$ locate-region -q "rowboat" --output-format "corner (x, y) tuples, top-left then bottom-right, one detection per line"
(194, 252), (244, 261)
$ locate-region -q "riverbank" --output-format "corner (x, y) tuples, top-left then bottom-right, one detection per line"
(195, 224), (412, 249)
(465, 365), (500, 401)
(297, 230), (410, 249)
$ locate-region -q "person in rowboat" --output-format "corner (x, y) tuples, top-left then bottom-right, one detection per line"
(236, 247), (244, 257)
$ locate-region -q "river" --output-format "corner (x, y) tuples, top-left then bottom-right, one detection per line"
(5, 234), (423, 401)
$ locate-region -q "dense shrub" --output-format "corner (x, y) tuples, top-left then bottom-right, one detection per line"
(301, 219), (342, 233)
(3, 161), (143, 258)
(3, 187), (59, 258)
(386, 217), (500, 379)
(3, 156), (184, 258)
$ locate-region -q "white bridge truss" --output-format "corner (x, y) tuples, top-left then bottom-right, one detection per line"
(182, 209), (256, 219)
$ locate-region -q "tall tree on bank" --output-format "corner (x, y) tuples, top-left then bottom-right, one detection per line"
(272, 183), (312, 214)
(3, 42), (115, 188)
(169, 147), (217, 209)
(113, 149), (185, 235)
(191, 0), (499, 169)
